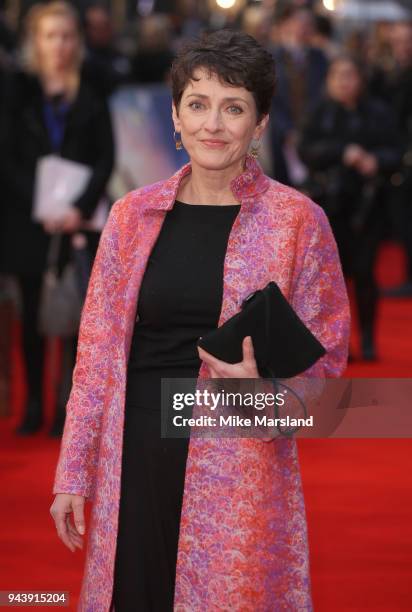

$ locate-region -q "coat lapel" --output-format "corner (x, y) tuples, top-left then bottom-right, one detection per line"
(22, 80), (51, 153)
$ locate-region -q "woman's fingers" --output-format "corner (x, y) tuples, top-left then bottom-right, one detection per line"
(71, 498), (86, 535)
(55, 511), (76, 552)
(60, 208), (82, 233)
(242, 336), (254, 363)
(197, 346), (226, 375)
(43, 220), (59, 234)
(242, 336), (259, 376)
(198, 337), (258, 378)
(55, 512), (84, 552)
(198, 346), (220, 367)
(50, 494), (86, 552)
(67, 521), (83, 549)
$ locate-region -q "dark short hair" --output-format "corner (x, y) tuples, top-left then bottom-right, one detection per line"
(171, 29), (276, 121)
(314, 14), (334, 39)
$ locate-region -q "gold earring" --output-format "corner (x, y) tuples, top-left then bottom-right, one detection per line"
(174, 130), (183, 150)
(250, 139), (260, 158)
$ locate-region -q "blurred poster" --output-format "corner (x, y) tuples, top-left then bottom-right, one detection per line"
(108, 84), (189, 201)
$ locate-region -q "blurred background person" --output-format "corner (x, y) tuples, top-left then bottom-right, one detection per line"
(241, 3), (268, 46)
(269, 5), (328, 185)
(298, 55), (402, 361)
(370, 21), (412, 297)
(365, 19), (394, 74)
(311, 13), (341, 60)
(0, 0), (114, 436)
(0, 3), (17, 421)
(83, 2), (131, 97)
(131, 13), (175, 84)
(0, 1), (16, 63)
(173, 0), (207, 45)
(0, 2), (16, 116)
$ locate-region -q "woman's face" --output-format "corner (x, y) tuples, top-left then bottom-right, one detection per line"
(35, 14), (79, 73)
(172, 67), (268, 172)
(326, 60), (363, 107)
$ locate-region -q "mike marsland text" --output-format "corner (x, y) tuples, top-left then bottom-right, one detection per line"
(172, 415), (314, 428)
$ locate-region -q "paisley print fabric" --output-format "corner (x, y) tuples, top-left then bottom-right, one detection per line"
(53, 155), (350, 611)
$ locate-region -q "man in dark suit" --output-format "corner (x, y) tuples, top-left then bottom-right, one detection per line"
(269, 6), (329, 185)
(271, 7), (328, 184)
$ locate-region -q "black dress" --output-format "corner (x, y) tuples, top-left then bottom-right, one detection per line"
(111, 200), (241, 611)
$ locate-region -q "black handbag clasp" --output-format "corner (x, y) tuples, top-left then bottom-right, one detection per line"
(242, 289), (259, 308)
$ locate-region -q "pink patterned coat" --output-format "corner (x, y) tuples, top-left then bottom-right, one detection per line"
(53, 155), (350, 611)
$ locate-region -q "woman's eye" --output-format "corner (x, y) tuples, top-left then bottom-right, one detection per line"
(189, 102), (204, 110)
(228, 106), (243, 114)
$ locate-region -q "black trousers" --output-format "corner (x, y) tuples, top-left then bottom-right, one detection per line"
(15, 274), (45, 402)
(389, 179), (412, 281)
(330, 213), (383, 341)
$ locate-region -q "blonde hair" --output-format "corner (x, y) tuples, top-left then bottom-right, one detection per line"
(21, 1), (84, 75)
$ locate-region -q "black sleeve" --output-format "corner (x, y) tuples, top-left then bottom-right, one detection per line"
(72, 97), (115, 219)
(0, 71), (35, 209)
(297, 104), (345, 171)
(366, 98), (403, 174)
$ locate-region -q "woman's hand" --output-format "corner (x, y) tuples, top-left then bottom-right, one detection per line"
(343, 145), (378, 177)
(357, 152), (378, 177)
(197, 336), (259, 379)
(343, 143), (364, 167)
(50, 493), (86, 552)
(59, 208), (83, 233)
(43, 218), (61, 234)
(43, 208), (83, 234)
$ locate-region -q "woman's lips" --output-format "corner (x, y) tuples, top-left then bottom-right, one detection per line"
(201, 139), (228, 148)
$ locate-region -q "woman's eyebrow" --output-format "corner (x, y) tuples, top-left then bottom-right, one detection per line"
(185, 93), (249, 104)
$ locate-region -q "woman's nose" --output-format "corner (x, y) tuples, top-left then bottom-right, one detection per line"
(203, 110), (223, 132)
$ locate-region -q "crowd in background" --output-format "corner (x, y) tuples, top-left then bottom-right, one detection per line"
(0, 0), (412, 436)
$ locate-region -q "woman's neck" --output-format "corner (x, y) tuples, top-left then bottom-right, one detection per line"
(39, 68), (79, 102)
(338, 96), (359, 111)
(178, 157), (245, 205)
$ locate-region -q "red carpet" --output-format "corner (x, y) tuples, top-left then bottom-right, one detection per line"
(0, 241), (411, 611)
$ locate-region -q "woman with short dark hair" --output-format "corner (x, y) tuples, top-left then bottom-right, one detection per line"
(51, 30), (349, 611)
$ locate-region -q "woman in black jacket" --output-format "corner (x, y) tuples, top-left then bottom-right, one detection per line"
(298, 55), (401, 360)
(0, 1), (114, 435)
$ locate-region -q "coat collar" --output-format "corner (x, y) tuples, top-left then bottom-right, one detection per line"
(143, 153), (270, 213)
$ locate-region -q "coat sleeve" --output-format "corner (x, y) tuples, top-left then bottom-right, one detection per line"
(289, 200), (350, 378)
(0, 71), (35, 207)
(71, 97), (115, 220)
(298, 106), (345, 171)
(257, 195), (350, 442)
(52, 197), (123, 501)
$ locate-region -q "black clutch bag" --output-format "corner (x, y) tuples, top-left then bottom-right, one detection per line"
(197, 281), (326, 378)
